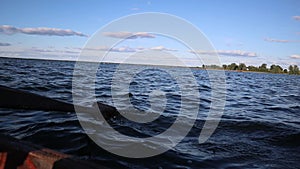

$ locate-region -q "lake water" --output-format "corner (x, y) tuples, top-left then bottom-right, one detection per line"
(0, 57), (299, 168)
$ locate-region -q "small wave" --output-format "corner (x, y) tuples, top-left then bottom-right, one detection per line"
(267, 133), (300, 147)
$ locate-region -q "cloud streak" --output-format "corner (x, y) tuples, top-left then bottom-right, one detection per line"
(0, 42), (11, 46)
(31, 48), (79, 54)
(0, 25), (88, 37)
(191, 50), (257, 57)
(264, 37), (300, 43)
(106, 46), (137, 52)
(293, 16), (300, 21)
(103, 31), (155, 39)
(83, 45), (177, 53)
(81, 46), (138, 53)
(290, 54), (300, 59)
(130, 8), (140, 11)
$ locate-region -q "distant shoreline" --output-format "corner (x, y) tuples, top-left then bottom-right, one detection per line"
(200, 68), (292, 75)
(0, 56), (299, 76)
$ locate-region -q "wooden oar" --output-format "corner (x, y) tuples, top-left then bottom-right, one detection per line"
(0, 134), (110, 169)
(0, 85), (119, 119)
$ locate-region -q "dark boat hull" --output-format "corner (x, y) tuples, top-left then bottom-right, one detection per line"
(0, 85), (120, 119)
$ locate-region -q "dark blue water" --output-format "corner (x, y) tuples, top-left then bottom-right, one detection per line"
(0, 57), (299, 168)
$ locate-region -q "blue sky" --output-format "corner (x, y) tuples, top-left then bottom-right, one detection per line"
(0, 0), (300, 68)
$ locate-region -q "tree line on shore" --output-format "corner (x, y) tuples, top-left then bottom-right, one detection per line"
(201, 63), (300, 75)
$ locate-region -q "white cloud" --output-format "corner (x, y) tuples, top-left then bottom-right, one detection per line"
(103, 31), (155, 39)
(290, 54), (300, 59)
(150, 46), (177, 51)
(191, 50), (257, 57)
(0, 25), (88, 37)
(293, 16), (300, 21)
